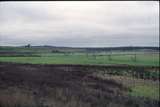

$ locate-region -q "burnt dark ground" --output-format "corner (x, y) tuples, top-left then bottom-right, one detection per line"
(0, 62), (159, 107)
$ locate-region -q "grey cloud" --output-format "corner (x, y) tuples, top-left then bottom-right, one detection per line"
(0, 1), (159, 47)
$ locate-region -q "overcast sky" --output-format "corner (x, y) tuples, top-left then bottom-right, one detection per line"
(0, 1), (159, 47)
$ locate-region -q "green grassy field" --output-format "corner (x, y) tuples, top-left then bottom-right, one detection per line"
(0, 46), (159, 66)
(0, 53), (159, 66)
(96, 73), (159, 100)
(129, 85), (159, 100)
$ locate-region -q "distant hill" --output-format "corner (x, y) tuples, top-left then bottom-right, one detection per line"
(0, 45), (159, 53)
(27, 46), (159, 52)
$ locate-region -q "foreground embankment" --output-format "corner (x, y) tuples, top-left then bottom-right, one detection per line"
(0, 62), (159, 107)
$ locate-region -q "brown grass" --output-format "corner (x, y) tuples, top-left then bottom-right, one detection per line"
(0, 62), (159, 107)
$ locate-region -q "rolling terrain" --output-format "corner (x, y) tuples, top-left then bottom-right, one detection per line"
(0, 46), (159, 107)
